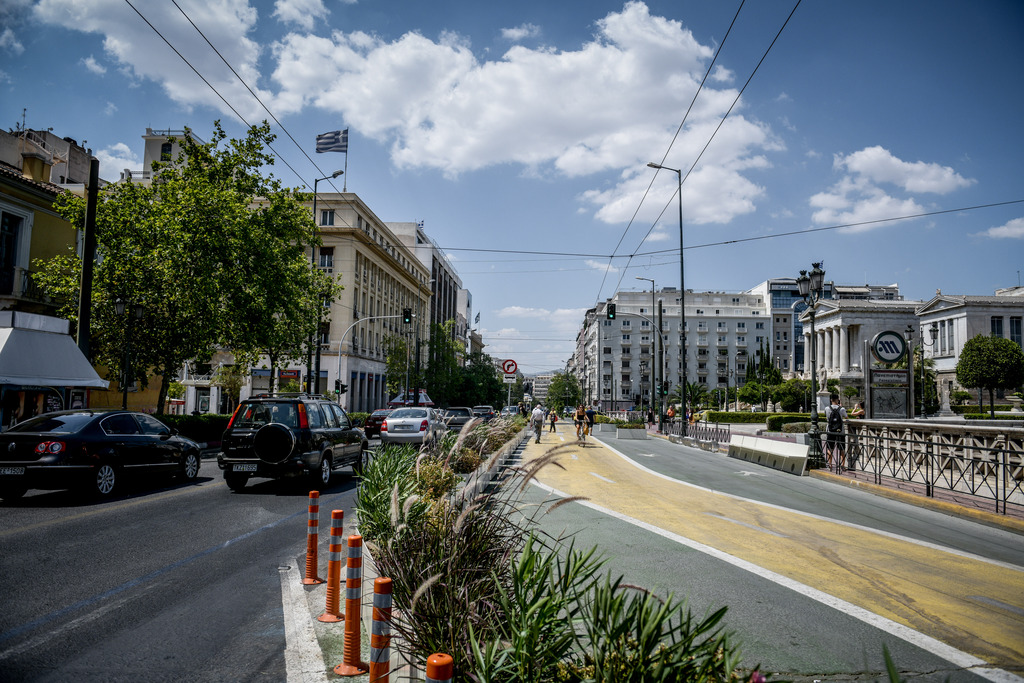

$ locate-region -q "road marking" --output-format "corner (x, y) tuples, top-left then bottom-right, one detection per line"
(281, 563), (329, 683)
(736, 470), (767, 476)
(704, 512), (789, 538)
(635, 453), (657, 458)
(530, 479), (1019, 683)
(589, 472), (615, 483)
(602, 441), (1024, 572)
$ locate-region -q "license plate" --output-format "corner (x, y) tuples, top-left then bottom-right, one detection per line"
(394, 425), (411, 431)
(233, 464), (258, 472)
(0, 466), (25, 475)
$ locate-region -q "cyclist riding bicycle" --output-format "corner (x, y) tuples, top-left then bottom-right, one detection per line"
(573, 404), (587, 439)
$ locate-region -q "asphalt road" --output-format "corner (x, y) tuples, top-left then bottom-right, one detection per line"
(517, 425), (1024, 682)
(0, 459), (363, 682)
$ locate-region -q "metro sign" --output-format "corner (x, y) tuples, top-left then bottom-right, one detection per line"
(871, 330), (908, 364)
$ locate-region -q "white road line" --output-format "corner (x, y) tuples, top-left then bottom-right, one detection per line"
(280, 562), (329, 683)
(589, 472), (615, 483)
(704, 511), (789, 538)
(601, 439), (1024, 572)
(530, 479), (1021, 683)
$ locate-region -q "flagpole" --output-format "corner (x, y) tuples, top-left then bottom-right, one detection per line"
(343, 151), (348, 192)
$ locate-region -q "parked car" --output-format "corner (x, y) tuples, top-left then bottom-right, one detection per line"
(363, 409), (393, 438)
(380, 407), (447, 445)
(472, 405), (497, 421)
(0, 410), (201, 500)
(443, 406), (475, 431)
(217, 395), (369, 491)
(500, 406), (518, 417)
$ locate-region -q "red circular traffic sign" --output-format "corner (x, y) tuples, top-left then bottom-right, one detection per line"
(502, 359), (517, 374)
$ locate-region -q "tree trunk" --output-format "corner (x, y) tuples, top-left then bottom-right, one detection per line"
(156, 372), (170, 414)
(989, 387), (996, 418)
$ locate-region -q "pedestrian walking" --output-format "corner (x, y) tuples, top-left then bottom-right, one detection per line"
(531, 404), (546, 443)
(824, 393), (848, 472)
(548, 407), (558, 432)
(647, 409), (655, 429)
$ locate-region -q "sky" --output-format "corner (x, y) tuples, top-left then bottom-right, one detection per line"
(2, 0), (1023, 376)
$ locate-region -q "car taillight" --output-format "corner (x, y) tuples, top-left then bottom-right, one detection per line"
(381, 420), (388, 432)
(297, 403), (309, 429)
(226, 404), (242, 430)
(35, 441), (65, 454)
(419, 420), (428, 432)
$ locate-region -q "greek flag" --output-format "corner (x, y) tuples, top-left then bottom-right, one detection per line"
(316, 129), (348, 153)
(474, 312), (481, 324)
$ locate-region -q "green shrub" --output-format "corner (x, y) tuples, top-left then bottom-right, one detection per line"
(448, 447), (483, 474)
(781, 421), (812, 434)
(953, 404), (1011, 414)
(349, 411), (369, 427)
(963, 413), (1023, 420)
(765, 414), (813, 431)
(704, 411), (781, 424)
(619, 423), (645, 429)
(155, 414), (231, 443)
(414, 457), (459, 500)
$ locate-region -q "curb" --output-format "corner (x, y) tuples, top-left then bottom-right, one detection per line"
(809, 469), (1024, 534)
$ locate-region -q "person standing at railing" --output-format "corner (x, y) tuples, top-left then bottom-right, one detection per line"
(824, 393), (848, 472)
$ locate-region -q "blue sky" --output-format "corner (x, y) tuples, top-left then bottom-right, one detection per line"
(2, 0), (1022, 375)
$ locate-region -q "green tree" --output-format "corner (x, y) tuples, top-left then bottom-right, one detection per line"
(35, 121), (334, 412)
(772, 378), (810, 412)
(423, 320), (464, 406)
(547, 372), (581, 413)
(956, 335), (1024, 417)
(456, 352), (504, 407)
(383, 334), (413, 399)
(211, 364), (246, 413)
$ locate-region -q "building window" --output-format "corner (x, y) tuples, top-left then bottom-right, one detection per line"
(755, 322), (765, 330)
(991, 316), (1004, 337)
(0, 210), (22, 295)
(737, 322), (746, 331)
(1011, 317), (1022, 349)
(946, 320), (954, 352)
(161, 142), (172, 161)
(319, 247), (334, 269)
(320, 209), (335, 226)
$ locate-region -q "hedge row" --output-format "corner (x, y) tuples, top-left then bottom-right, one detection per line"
(963, 414), (1024, 421)
(765, 414), (816, 431)
(951, 404), (1012, 414)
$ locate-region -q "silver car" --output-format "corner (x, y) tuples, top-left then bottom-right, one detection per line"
(380, 407), (447, 445)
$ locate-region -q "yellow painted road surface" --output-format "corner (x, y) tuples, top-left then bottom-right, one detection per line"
(522, 429), (1024, 670)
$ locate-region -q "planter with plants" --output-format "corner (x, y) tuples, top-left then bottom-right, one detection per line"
(616, 422), (648, 439)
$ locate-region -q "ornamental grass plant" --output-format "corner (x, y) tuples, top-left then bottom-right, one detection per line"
(357, 433), (762, 682)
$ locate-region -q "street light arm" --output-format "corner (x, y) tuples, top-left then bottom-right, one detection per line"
(334, 313), (408, 405)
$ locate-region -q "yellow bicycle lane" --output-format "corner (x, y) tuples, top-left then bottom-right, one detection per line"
(521, 430), (1024, 672)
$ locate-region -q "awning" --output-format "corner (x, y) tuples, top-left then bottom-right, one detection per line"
(0, 327), (109, 388)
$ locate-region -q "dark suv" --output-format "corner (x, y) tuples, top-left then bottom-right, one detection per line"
(217, 395), (369, 491)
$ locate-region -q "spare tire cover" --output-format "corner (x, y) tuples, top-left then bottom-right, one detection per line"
(253, 423), (295, 464)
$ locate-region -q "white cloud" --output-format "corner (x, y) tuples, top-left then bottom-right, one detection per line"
(835, 146), (975, 194)
(974, 217), (1024, 239)
(0, 28), (24, 55)
(81, 55), (106, 75)
(584, 259), (618, 274)
(710, 64), (733, 82)
(104, 101), (118, 115)
(809, 146), (974, 233)
(94, 142), (139, 179)
(273, 0), (329, 32)
(501, 23), (540, 42)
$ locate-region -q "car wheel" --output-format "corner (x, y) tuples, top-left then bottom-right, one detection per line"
(181, 451), (200, 480)
(225, 473), (248, 491)
(353, 446), (370, 475)
(313, 457), (331, 487)
(94, 463), (118, 497)
(0, 483), (28, 501)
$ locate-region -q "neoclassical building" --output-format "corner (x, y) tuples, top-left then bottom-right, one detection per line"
(800, 299), (922, 407)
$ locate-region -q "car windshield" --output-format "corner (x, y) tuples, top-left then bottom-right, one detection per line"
(390, 408), (427, 419)
(9, 413), (95, 433)
(372, 410), (391, 417)
(448, 408), (471, 417)
(234, 402), (299, 428)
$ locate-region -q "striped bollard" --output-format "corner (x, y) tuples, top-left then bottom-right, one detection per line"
(368, 577), (393, 682)
(317, 510), (345, 622)
(302, 491), (324, 585)
(426, 653), (453, 683)
(334, 534), (368, 676)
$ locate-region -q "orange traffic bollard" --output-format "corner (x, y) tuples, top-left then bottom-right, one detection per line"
(368, 577), (393, 682)
(425, 653), (453, 683)
(302, 491), (324, 585)
(334, 534), (368, 677)
(317, 509), (345, 622)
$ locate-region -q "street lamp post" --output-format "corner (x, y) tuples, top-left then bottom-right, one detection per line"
(910, 323), (939, 417)
(647, 162), (685, 435)
(335, 313), (407, 409)
(115, 297), (144, 410)
(797, 262), (826, 469)
(308, 170), (343, 393)
(636, 277), (657, 426)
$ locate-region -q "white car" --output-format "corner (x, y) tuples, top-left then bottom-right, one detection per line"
(380, 407), (447, 445)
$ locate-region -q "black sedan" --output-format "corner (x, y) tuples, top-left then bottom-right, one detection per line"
(362, 408), (393, 438)
(0, 410), (201, 500)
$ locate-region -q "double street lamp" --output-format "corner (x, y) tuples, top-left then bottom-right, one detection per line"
(114, 297), (144, 410)
(796, 263), (826, 468)
(647, 162), (685, 435)
(907, 323), (939, 417)
(635, 276), (658, 425)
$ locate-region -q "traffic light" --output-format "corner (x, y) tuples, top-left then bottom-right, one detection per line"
(606, 303), (616, 320)
(337, 382), (348, 395)
(402, 308), (412, 324)
(662, 381), (670, 395)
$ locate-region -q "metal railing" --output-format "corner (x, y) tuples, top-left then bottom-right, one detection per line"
(842, 421), (1024, 515)
(663, 419), (730, 444)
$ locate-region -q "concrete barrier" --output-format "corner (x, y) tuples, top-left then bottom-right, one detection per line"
(727, 434), (809, 476)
